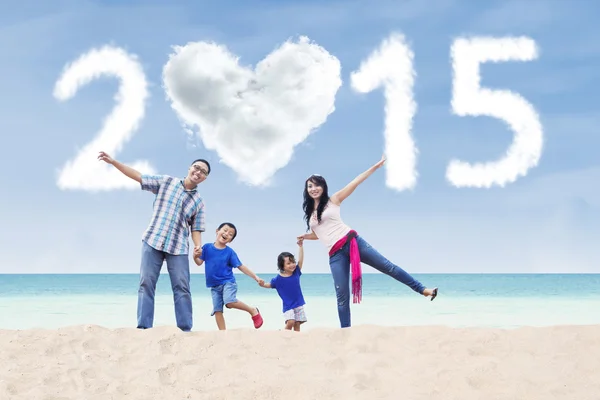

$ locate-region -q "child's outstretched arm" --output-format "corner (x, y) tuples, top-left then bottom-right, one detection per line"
(259, 281), (272, 288)
(297, 242), (304, 270)
(238, 264), (261, 283)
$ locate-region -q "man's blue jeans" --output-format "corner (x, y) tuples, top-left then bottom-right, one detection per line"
(137, 241), (193, 331)
(329, 235), (425, 328)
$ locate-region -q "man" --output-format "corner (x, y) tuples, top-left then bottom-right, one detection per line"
(98, 151), (209, 332)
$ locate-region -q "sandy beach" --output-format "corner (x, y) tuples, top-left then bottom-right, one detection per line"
(0, 324), (598, 399)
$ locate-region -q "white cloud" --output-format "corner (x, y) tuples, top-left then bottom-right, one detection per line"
(446, 36), (543, 188)
(53, 45), (155, 191)
(162, 36), (342, 186)
(350, 33), (418, 191)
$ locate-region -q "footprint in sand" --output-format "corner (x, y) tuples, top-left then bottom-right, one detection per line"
(157, 364), (178, 386)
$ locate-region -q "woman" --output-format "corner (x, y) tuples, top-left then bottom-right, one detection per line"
(297, 155), (438, 328)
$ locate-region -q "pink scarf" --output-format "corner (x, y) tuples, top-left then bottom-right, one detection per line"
(329, 230), (362, 304)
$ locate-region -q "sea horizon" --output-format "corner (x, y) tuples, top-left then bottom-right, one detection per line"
(3, 272), (599, 275)
(2, 273), (600, 331)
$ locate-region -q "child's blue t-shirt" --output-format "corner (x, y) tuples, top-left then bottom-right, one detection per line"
(200, 243), (242, 288)
(270, 266), (305, 313)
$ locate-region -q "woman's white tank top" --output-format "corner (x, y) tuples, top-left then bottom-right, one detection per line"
(309, 201), (351, 252)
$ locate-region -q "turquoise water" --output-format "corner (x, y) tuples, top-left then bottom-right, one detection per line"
(1, 273), (600, 331)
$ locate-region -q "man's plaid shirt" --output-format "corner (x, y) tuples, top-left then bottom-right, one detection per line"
(140, 174), (205, 255)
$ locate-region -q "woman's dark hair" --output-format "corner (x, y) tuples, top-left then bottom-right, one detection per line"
(217, 222), (237, 241)
(277, 251), (296, 272)
(302, 175), (330, 231)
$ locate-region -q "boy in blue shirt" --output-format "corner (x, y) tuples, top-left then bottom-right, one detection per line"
(259, 242), (306, 331)
(193, 222), (264, 330)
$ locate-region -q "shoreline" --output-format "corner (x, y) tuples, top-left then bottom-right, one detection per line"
(2, 322), (600, 332)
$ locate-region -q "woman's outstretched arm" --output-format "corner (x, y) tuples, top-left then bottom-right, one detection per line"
(297, 230), (318, 242)
(331, 155), (386, 205)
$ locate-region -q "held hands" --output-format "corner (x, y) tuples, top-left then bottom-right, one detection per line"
(97, 151), (115, 165)
(256, 277), (265, 286)
(296, 235), (305, 246)
(193, 246), (202, 258)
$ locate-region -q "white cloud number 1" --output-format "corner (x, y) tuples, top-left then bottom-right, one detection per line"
(351, 34), (542, 190)
(351, 33), (418, 191)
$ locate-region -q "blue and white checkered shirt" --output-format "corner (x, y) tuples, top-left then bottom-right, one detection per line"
(140, 174), (205, 255)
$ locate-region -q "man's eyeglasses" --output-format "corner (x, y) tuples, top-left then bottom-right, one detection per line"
(192, 164), (209, 176)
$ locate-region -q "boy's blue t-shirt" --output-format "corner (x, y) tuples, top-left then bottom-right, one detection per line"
(270, 266), (305, 313)
(200, 243), (242, 288)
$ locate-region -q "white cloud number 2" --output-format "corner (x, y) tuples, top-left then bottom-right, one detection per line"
(54, 34), (542, 191)
(53, 46), (155, 191)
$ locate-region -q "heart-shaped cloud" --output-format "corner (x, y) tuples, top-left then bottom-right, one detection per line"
(162, 36), (342, 186)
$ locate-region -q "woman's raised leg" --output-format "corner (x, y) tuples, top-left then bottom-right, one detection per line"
(356, 236), (437, 298)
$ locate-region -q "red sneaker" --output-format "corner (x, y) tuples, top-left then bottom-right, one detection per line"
(252, 308), (263, 329)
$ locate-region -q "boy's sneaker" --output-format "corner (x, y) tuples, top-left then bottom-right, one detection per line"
(252, 309), (263, 329)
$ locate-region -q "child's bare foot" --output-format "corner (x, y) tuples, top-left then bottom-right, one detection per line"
(423, 287), (438, 301)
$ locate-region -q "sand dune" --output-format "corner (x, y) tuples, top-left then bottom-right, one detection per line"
(1, 324), (599, 399)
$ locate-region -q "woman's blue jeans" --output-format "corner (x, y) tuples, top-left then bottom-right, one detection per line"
(328, 235), (425, 328)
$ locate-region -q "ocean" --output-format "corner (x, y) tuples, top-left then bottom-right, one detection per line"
(1, 273), (600, 331)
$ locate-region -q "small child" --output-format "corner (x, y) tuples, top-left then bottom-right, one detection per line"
(193, 222), (264, 330)
(259, 241), (307, 331)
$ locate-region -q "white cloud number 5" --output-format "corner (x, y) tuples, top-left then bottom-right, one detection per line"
(447, 36), (543, 188)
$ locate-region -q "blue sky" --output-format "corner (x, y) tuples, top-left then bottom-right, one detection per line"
(2, 0), (600, 274)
